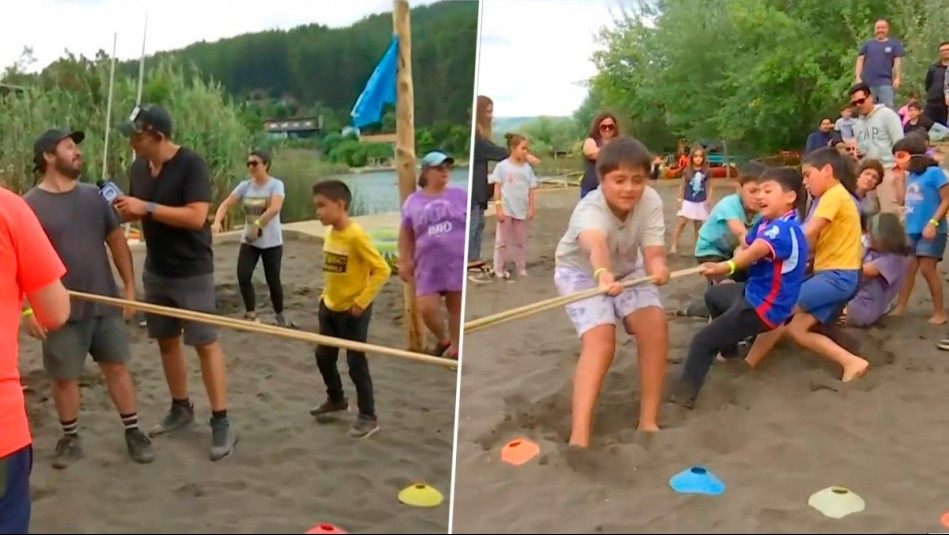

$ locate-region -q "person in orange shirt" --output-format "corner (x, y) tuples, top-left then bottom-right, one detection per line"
(0, 187), (71, 534)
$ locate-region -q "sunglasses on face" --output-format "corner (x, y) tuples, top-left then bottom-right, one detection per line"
(247, 161), (261, 168)
(850, 97), (867, 107)
(599, 123), (615, 131)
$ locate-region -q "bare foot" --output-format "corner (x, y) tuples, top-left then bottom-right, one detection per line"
(841, 357), (869, 382)
(637, 422), (660, 432)
(929, 310), (947, 325)
(890, 305), (906, 317)
(715, 355), (726, 364)
(669, 246), (678, 256)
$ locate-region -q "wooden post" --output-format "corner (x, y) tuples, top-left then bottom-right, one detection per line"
(393, 0), (424, 352)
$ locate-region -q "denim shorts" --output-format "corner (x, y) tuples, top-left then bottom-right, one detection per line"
(797, 269), (860, 323)
(908, 232), (947, 261)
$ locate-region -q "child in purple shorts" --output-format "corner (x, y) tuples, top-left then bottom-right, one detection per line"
(553, 137), (671, 448)
(398, 151), (467, 359)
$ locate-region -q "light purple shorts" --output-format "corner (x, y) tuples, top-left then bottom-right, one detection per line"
(554, 265), (663, 338)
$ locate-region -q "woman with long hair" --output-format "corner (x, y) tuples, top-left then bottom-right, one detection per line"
(579, 112), (620, 198)
(469, 95), (540, 282)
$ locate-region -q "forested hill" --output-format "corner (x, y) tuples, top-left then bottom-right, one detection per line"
(118, 0), (477, 127)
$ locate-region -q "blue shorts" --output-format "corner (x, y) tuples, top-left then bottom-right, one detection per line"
(797, 269), (860, 324)
(0, 446), (32, 535)
(908, 232), (947, 261)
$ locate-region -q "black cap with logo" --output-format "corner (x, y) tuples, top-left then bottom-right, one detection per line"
(118, 104), (173, 138)
(32, 129), (85, 172)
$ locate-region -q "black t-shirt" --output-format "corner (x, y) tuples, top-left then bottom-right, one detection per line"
(129, 147), (214, 278)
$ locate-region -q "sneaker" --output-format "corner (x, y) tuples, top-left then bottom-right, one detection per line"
(348, 414), (380, 439)
(125, 429), (156, 464)
(309, 398), (350, 418)
(244, 311), (260, 323)
(52, 434), (83, 469)
(209, 417), (237, 461)
(274, 313), (294, 328)
(148, 402), (195, 437)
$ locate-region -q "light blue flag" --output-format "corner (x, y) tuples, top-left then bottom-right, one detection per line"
(351, 35), (399, 128)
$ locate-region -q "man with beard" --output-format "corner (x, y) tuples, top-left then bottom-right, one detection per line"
(22, 129), (155, 468)
(113, 105), (237, 461)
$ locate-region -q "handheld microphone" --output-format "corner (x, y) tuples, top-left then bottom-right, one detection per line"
(97, 180), (123, 203)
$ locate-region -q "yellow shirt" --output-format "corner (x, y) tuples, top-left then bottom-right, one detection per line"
(812, 183), (862, 271)
(321, 222), (391, 311)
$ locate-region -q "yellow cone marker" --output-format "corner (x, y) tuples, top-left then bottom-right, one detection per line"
(808, 486), (865, 519)
(398, 483), (443, 508)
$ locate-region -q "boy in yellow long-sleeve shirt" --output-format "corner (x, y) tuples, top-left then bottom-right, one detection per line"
(309, 180), (391, 439)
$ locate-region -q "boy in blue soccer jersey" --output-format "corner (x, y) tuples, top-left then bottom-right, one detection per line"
(672, 167), (808, 408)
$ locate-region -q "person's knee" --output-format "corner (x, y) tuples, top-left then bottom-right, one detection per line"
(51, 377), (78, 391)
(157, 336), (182, 355)
(629, 306), (669, 345)
(97, 362), (130, 380)
(918, 257), (938, 274)
(786, 314), (816, 341)
(579, 325), (616, 356)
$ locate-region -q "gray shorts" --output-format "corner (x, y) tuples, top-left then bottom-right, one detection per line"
(143, 271), (218, 347)
(554, 265), (663, 338)
(43, 315), (131, 381)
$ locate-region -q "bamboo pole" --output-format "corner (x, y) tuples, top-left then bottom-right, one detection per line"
(393, 0), (425, 352)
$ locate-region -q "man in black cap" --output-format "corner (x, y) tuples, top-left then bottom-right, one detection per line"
(113, 105), (237, 461)
(22, 128), (155, 468)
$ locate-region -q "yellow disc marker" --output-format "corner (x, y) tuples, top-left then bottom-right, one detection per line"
(807, 486), (865, 519)
(398, 483), (444, 508)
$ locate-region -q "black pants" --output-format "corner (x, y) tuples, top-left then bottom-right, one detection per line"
(315, 300), (375, 417)
(237, 244), (284, 314)
(678, 283), (770, 404)
(924, 100), (948, 127)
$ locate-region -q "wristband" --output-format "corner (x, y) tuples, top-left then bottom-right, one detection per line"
(726, 260), (736, 275)
(254, 219), (262, 228)
(593, 268), (607, 281)
(494, 200), (501, 205)
(930, 218), (940, 227)
(22, 308), (33, 318)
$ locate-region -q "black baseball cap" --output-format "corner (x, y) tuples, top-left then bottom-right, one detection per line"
(32, 129), (85, 172)
(118, 104), (173, 137)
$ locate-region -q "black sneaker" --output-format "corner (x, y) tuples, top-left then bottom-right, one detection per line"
(309, 398), (350, 418)
(348, 414), (380, 439)
(274, 313), (297, 329)
(125, 429), (156, 464)
(209, 417), (237, 461)
(52, 434), (82, 469)
(149, 402), (195, 437)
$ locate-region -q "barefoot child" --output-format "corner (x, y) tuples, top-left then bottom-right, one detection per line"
(892, 134), (949, 324)
(309, 180), (391, 439)
(694, 161), (764, 283)
(845, 213), (911, 327)
(490, 133), (538, 280)
(745, 148), (869, 381)
(671, 144), (713, 254)
(674, 167), (807, 408)
(553, 136), (671, 447)
(398, 152), (466, 359)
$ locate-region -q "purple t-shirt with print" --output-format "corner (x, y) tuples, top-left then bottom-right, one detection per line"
(847, 249), (909, 327)
(401, 186), (468, 295)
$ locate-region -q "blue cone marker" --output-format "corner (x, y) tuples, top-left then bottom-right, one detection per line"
(669, 466), (725, 496)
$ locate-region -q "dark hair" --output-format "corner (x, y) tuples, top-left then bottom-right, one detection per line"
(738, 161), (766, 185)
(858, 159), (885, 186)
(312, 179), (352, 208)
(940, 41), (949, 49)
(587, 112), (621, 141)
(868, 212), (911, 256)
(682, 143), (710, 184)
(595, 136), (653, 178)
(249, 149), (271, 170)
(893, 134), (938, 174)
(760, 166), (806, 218)
(908, 101), (922, 111)
(848, 82), (872, 98)
(504, 132), (527, 149)
(841, 102), (853, 111)
(820, 117), (834, 125)
(802, 146), (857, 195)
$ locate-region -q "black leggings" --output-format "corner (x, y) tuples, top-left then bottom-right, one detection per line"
(237, 244), (284, 314)
(677, 283), (770, 405)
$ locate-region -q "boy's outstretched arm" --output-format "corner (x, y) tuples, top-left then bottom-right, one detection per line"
(578, 230), (612, 274)
(726, 218), (747, 244)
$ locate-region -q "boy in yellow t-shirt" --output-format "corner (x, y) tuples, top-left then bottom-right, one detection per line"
(745, 148), (869, 382)
(309, 180), (391, 439)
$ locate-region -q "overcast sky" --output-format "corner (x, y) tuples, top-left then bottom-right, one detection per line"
(2, 0), (443, 73)
(477, 0), (623, 117)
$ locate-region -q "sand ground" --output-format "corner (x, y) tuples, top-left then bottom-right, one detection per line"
(453, 184), (949, 534)
(21, 239), (456, 534)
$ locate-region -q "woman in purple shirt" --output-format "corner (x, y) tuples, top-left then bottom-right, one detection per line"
(398, 151), (468, 360)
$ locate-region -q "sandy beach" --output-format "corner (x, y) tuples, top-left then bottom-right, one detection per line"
(453, 184), (949, 534)
(20, 238), (455, 534)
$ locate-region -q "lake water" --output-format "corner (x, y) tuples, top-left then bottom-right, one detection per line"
(282, 166), (470, 222)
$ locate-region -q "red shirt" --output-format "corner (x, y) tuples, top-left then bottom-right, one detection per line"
(0, 187), (66, 458)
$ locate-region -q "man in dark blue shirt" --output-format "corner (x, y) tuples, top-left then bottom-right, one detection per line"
(805, 118), (835, 155)
(855, 19), (904, 108)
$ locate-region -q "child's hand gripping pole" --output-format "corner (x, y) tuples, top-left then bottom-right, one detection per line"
(464, 266), (704, 334)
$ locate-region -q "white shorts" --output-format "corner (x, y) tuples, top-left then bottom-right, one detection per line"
(677, 200), (709, 221)
(554, 266), (663, 338)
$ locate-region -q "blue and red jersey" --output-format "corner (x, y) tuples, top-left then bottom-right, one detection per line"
(742, 210), (808, 327)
